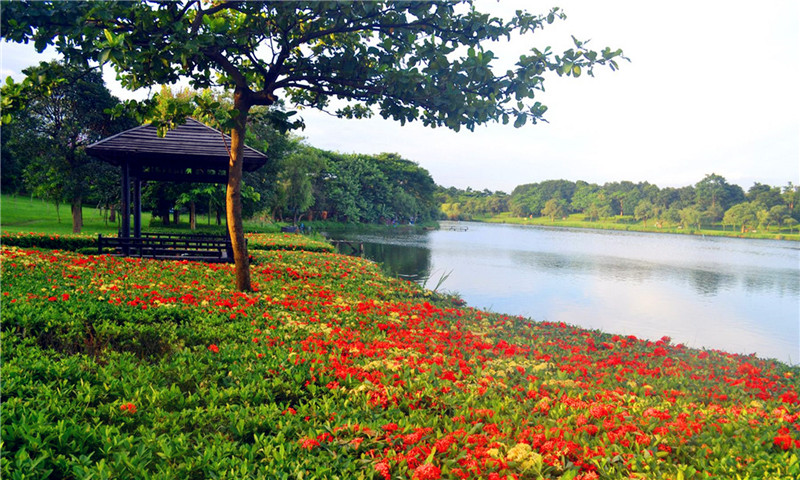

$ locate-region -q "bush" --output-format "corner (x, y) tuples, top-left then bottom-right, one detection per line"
(1, 232), (98, 251)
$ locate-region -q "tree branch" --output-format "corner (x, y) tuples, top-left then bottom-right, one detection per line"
(191, 0), (242, 35)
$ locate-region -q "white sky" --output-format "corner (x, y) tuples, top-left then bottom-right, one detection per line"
(2, 0), (798, 193)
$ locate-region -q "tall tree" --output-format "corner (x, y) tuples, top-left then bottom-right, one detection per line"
(2, 60), (129, 232)
(694, 173), (744, 216)
(2, 1), (626, 291)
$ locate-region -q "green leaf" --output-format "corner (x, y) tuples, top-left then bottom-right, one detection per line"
(572, 65), (581, 77)
(424, 447), (437, 464)
(98, 49), (112, 64)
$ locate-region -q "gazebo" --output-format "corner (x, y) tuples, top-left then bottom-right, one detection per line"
(86, 118), (268, 260)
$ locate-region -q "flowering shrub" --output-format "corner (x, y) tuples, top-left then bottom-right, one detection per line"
(1, 231), (98, 251)
(1, 243), (798, 479)
(246, 233), (335, 253)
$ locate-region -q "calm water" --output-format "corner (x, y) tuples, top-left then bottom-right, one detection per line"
(333, 221), (800, 364)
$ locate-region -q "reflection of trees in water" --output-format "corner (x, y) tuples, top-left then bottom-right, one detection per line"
(509, 250), (798, 298)
(362, 242), (431, 282)
(742, 272), (800, 296)
(512, 251), (656, 283)
(688, 269), (733, 296)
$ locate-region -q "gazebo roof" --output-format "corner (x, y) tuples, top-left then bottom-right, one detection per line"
(86, 118), (267, 172)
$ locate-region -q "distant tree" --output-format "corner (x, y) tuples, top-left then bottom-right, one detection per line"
(373, 153), (438, 222)
(280, 146), (324, 225)
(603, 181), (639, 216)
(593, 192), (614, 220)
(723, 202), (758, 233)
(440, 202), (463, 220)
(541, 198), (567, 222)
(678, 206), (702, 230)
(663, 205), (682, 226)
(695, 173), (744, 215)
(784, 217), (799, 233)
(655, 187), (681, 211)
(570, 182), (599, 213)
(703, 204), (724, 226)
(747, 182), (784, 210)
(634, 199), (659, 228)
(765, 205), (790, 230)
(782, 182), (799, 218)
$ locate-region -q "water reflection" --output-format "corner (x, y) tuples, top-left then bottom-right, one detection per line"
(363, 241), (431, 282)
(688, 269), (733, 296)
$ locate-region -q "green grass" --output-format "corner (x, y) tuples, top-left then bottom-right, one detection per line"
(473, 212), (800, 241)
(0, 194), (281, 236)
(0, 194), (147, 236)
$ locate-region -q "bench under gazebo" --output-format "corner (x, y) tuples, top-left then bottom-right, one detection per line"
(86, 118), (267, 262)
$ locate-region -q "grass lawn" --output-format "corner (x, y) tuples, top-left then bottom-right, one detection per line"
(0, 194), (276, 236)
(0, 194), (144, 235)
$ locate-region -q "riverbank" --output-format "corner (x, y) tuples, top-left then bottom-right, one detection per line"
(2, 232), (799, 479)
(470, 212), (800, 242)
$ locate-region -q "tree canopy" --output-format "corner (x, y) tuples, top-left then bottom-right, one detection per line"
(2, 0), (627, 290)
(1, 60), (134, 232)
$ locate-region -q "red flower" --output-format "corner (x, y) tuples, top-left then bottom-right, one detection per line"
(412, 463), (441, 480)
(773, 428), (797, 451)
(375, 461), (390, 480)
(382, 423), (399, 433)
(299, 437), (320, 450)
(119, 402), (137, 414)
(208, 344), (219, 353)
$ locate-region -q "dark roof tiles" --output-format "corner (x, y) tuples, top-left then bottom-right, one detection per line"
(86, 118), (267, 172)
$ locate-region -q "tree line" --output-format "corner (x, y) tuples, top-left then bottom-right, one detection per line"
(436, 176), (800, 232)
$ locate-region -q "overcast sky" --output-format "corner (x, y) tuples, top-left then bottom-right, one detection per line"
(2, 0), (798, 193)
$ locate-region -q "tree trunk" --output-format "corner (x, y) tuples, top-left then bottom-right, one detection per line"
(173, 209), (180, 225)
(71, 195), (83, 233)
(109, 204), (116, 222)
(190, 201), (196, 231)
(228, 92), (252, 291)
(160, 204), (170, 225)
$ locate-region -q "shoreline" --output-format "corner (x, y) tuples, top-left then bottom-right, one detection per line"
(460, 214), (800, 242)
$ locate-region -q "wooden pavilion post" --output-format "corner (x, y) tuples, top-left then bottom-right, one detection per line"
(121, 160), (131, 238)
(133, 168), (142, 238)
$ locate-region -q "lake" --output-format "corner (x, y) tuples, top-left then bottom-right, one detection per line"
(332, 221), (800, 364)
